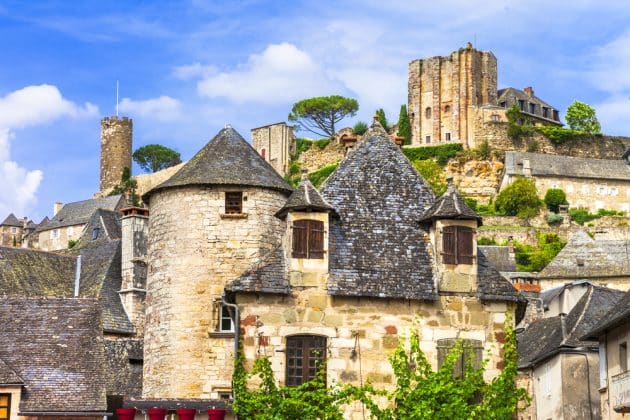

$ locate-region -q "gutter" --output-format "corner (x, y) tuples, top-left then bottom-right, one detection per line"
(73, 255), (82, 297)
(19, 412), (112, 417)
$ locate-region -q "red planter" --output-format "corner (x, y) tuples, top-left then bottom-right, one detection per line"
(116, 408), (137, 420)
(176, 408), (197, 420)
(207, 408), (226, 420)
(147, 408), (168, 420)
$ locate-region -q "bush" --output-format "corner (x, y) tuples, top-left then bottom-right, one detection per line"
(514, 233), (566, 272)
(352, 121), (368, 135)
(534, 126), (587, 144)
(403, 143), (463, 166)
(413, 160), (447, 196)
(464, 197), (478, 212)
(397, 105), (412, 145)
(547, 212), (563, 225)
(543, 188), (568, 213)
(294, 138), (312, 156)
(476, 203), (497, 216)
(308, 162), (339, 188)
(495, 178), (541, 218)
(313, 137), (331, 150)
(475, 140), (492, 160)
(569, 207), (625, 225)
(477, 237), (497, 246)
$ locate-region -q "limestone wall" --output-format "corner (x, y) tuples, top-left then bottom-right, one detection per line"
(251, 123), (295, 176)
(297, 142), (344, 172)
(38, 223), (84, 251)
(143, 186), (288, 399)
(236, 293), (511, 418)
(135, 162), (185, 199)
(100, 117), (132, 193)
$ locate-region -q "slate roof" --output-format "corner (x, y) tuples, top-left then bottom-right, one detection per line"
(275, 177), (336, 220)
(583, 290), (630, 339)
(478, 246), (516, 272)
(497, 87), (556, 110)
(518, 283), (625, 368)
(504, 151), (630, 181)
(227, 246), (289, 294)
(1, 213), (22, 227)
(0, 357), (24, 385)
(477, 249), (521, 303)
(538, 230), (630, 279)
(37, 195), (125, 232)
(419, 179), (482, 225)
(0, 298), (108, 414)
(144, 127), (293, 200)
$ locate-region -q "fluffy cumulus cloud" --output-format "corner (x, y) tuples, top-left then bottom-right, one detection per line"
(0, 85), (97, 217)
(119, 95), (182, 122)
(196, 43), (339, 104)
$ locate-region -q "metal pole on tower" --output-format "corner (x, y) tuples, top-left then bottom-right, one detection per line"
(116, 80), (119, 117)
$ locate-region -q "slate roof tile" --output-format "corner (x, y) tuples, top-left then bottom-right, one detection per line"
(0, 357), (24, 385)
(37, 195), (125, 232)
(227, 246), (289, 294)
(275, 177), (336, 220)
(477, 249), (521, 302)
(1, 213), (23, 227)
(419, 179), (482, 225)
(583, 290), (630, 339)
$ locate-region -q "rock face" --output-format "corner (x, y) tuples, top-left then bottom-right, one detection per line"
(446, 158), (504, 203)
(298, 142), (345, 172)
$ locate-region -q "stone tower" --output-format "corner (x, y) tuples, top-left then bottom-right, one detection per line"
(251, 122), (296, 177)
(100, 116), (132, 193)
(408, 43), (497, 147)
(142, 127), (293, 400)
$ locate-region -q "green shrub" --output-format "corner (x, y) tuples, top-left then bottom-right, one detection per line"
(413, 160), (447, 196)
(476, 203), (497, 216)
(475, 140), (492, 160)
(352, 121), (368, 135)
(376, 108), (389, 131)
(514, 233), (566, 272)
(495, 178), (541, 218)
(543, 188), (568, 213)
(397, 104), (412, 145)
(313, 137), (331, 150)
(308, 162), (339, 188)
(464, 197), (478, 212)
(534, 126), (587, 144)
(403, 143), (463, 166)
(68, 239), (79, 249)
(477, 237), (497, 246)
(294, 137), (312, 156)
(547, 212), (563, 225)
(526, 139), (539, 153)
(568, 207), (624, 225)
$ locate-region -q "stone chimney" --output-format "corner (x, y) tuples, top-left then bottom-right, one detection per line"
(119, 206), (149, 334)
(54, 202), (63, 216)
(523, 86), (534, 98)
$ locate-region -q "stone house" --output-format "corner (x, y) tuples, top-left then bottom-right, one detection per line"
(501, 151), (630, 213)
(517, 281), (625, 420)
(497, 86), (561, 125)
(583, 290), (630, 418)
(35, 194), (126, 251)
(0, 298), (110, 419)
(538, 230), (630, 291)
(137, 123), (522, 417)
(251, 122), (295, 177)
(0, 213), (25, 247)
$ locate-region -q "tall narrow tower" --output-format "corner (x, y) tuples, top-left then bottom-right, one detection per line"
(100, 116), (132, 193)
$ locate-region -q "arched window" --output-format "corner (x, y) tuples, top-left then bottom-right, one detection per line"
(425, 107), (432, 119)
(286, 335), (327, 386)
(261, 148), (266, 160)
(292, 219), (324, 259)
(444, 105), (451, 113)
(442, 226), (473, 265)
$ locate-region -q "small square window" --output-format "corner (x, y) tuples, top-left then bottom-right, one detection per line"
(445, 133), (451, 141)
(225, 192), (243, 214)
(425, 136), (431, 144)
(219, 305), (234, 332)
(51, 229), (60, 239)
(10, 227), (16, 234)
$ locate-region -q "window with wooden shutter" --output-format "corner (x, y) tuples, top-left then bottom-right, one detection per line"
(286, 335), (327, 386)
(442, 225), (474, 265)
(292, 219), (324, 259)
(225, 192), (243, 214)
(437, 338), (483, 379)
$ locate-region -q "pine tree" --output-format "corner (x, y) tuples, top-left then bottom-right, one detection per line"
(397, 104), (412, 145)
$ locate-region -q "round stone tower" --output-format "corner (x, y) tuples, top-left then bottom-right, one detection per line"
(100, 116), (132, 193)
(142, 127), (293, 399)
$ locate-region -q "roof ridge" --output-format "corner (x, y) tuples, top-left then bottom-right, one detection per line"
(563, 287), (593, 346)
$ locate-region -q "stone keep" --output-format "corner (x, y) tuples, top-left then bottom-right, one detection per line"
(142, 127), (293, 399)
(408, 43), (497, 147)
(251, 122), (296, 177)
(100, 116), (132, 193)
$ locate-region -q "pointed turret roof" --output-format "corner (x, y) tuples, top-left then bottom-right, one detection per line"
(1, 213), (22, 227)
(419, 178), (482, 225)
(144, 127), (293, 200)
(275, 175), (336, 219)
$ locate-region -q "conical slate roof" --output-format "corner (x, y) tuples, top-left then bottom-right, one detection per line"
(419, 178), (482, 225)
(275, 176), (336, 219)
(1, 213), (22, 227)
(144, 127), (293, 199)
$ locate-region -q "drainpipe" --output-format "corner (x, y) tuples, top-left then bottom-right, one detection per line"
(221, 293), (240, 414)
(74, 255), (82, 297)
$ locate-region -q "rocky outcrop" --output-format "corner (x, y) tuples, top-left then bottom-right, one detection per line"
(446, 158), (504, 204)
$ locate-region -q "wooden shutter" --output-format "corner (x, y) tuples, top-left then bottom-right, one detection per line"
(456, 226), (474, 265)
(225, 192), (243, 214)
(308, 220), (325, 259)
(292, 220), (308, 258)
(442, 226), (456, 264)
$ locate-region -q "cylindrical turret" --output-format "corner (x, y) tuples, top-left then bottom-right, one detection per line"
(100, 116), (132, 193)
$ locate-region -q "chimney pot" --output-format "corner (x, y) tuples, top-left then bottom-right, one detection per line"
(524, 86), (534, 97)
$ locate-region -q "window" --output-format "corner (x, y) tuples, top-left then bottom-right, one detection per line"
(219, 304), (234, 332)
(51, 229), (60, 239)
(292, 219), (324, 259)
(442, 226), (474, 265)
(225, 192), (243, 214)
(92, 227), (100, 241)
(437, 339), (482, 378)
(425, 135), (431, 144)
(620, 342), (627, 372)
(518, 100), (525, 111)
(445, 133), (451, 141)
(261, 148), (266, 160)
(553, 110), (559, 121)
(444, 105), (451, 113)
(0, 394), (9, 420)
(286, 335), (326, 386)
(491, 114), (500, 122)
(529, 103), (536, 114)
(542, 107), (549, 118)
(499, 101), (506, 108)
(10, 227), (16, 234)
(425, 107), (432, 119)
(68, 226), (74, 237)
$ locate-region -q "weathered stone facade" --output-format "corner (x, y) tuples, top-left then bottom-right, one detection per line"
(100, 116), (132, 193)
(143, 186), (288, 399)
(251, 122), (295, 176)
(408, 43), (497, 147)
(297, 141), (344, 172)
(37, 223), (83, 251)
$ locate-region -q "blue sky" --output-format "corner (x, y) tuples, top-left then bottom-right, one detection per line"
(2, 0), (630, 221)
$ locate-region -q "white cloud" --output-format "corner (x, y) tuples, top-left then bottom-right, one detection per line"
(0, 85), (97, 217)
(589, 29), (630, 94)
(196, 43), (339, 104)
(119, 96), (182, 122)
(172, 62), (217, 80)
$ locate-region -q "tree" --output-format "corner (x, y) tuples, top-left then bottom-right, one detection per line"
(565, 101), (601, 134)
(132, 144), (182, 173)
(376, 108), (390, 132)
(288, 96), (359, 137)
(397, 105), (412, 145)
(109, 167), (140, 206)
(353, 121), (368, 135)
(495, 177), (541, 218)
(543, 188), (568, 213)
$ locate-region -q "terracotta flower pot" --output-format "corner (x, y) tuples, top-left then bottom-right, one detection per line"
(207, 408), (226, 420)
(116, 408), (136, 420)
(176, 408), (197, 420)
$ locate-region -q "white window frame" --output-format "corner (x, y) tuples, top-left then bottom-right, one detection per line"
(67, 226), (74, 237)
(51, 229), (60, 239)
(219, 304), (234, 332)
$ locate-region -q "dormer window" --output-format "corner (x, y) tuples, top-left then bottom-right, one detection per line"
(225, 192), (243, 214)
(92, 227), (100, 241)
(292, 219), (324, 259)
(442, 226), (473, 265)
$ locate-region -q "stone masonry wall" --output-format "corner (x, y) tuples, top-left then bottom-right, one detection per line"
(100, 117), (132, 193)
(251, 123), (295, 177)
(135, 162), (185, 199)
(120, 213), (148, 335)
(298, 142), (345, 172)
(143, 186), (288, 399)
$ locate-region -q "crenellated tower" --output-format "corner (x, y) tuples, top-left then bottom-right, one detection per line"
(100, 116), (132, 193)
